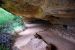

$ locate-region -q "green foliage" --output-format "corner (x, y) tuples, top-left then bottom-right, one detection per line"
(0, 44), (10, 50)
(0, 8), (15, 25)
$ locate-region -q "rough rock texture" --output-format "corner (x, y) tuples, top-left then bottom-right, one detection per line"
(0, 0), (75, 25)
(1, 0), (75, 18)
(0, 0), (75, 50)
(13, 35), (47, 50)
(13, 23), (75, 50)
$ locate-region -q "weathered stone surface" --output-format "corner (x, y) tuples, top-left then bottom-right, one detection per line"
(43, 0), (75, 17)
(1, 0), (44, 19)
(1, 0), (75, 18)
(13, 35), (48, 50)
(0, 0), (75, 26)
(13, 23), (75, 50)
(0, 1), (75, 50)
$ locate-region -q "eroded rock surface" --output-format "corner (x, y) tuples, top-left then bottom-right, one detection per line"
(0, 0), (75, 26)
(0, 0), (75, 50)
(12, 23), (75, 50)
(1, 0), (75, 18)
